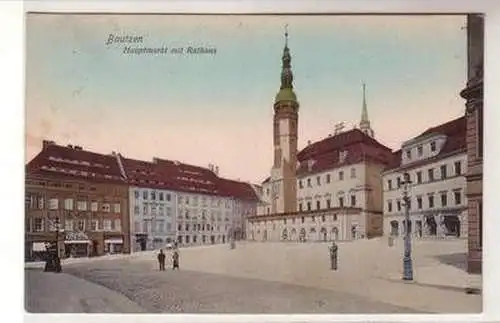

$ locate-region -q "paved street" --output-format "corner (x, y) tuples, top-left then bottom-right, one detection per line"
(25, 269), (145, 313)
(24, 238), (482, 313)
(27, 264), (419, 314)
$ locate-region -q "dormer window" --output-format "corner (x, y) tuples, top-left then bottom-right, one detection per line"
(339, 150), (348, 163)
(430, 141), (436, 152)
(417, 145), (423, 157)
(406, 150), (412, 160)
(307, 159), (315, 172)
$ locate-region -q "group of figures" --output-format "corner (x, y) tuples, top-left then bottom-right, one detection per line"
(157, 244), (180, 271)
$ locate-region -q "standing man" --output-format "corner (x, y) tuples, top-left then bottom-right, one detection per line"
(172, 250), (179, 270)
(157, 249), (166, 271)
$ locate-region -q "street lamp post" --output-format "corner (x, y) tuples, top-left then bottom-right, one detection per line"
(54, 217), (62, 272)
(401, 172), (414, 281)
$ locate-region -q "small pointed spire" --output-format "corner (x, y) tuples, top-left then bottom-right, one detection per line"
(361, 82), (368, 122)
(285, 24), (289, 47)
(280, 24), (293, 90)
(359, 82), (374, 138)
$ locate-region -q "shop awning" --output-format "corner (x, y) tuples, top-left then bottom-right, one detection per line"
(65, 240), (91, 244)
(104, 238), (123, 244)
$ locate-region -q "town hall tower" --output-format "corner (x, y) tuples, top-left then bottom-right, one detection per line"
(270, 27), (299, 214)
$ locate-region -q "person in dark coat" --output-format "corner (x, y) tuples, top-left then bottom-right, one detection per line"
(157, 249), (166, 271)
(172, 250), (179, 270)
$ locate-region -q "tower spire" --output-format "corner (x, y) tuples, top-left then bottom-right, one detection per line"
(275, 24), (297, 103)
(361, 82), (368, 122)
(285, 24), (289, 47)
(359, 82), (374, 137)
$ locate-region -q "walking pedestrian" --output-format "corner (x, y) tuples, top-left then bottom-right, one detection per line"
(157, 249), (166, 271)
(172, 250), (179, 270)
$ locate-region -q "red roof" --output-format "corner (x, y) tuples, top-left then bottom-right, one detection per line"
(385, 116), (466, 172)
(26, 142), (126, 185)
(296, 129), (393, 176)
(121, 156), (258, 201)
(26, 141), (258, 201)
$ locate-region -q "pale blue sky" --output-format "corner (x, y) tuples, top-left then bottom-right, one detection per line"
(26, 14), (467, 183)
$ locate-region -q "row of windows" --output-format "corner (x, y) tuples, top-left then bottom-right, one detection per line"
(177, 234), (227, 244)
(299, 195), (356, 211)
(387, 190), (463, 212)
(25, 194), (121, 213)
(299, 168), (357, 189)
(27, 218), (121, 233)
(265, 195), (357, 215)
(404, 140), (437, 160)
(255, 214), (339, 227)
(176, 209), (232, 221)
(134, 205), (173, 217)
(265, 168), (358, 196)
(134, 190), (172, 202)
(178, 195), (231, 208)
(134, 220), (172, 233)
(176, 223), (228, 232)
(387, 161), (462, 190)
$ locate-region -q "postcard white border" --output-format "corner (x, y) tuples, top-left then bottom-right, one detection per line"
(0, 0), (498, 322)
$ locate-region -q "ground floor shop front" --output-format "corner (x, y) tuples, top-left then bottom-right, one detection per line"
(384, 207), (468, 239)
(25, 231), (130, 261)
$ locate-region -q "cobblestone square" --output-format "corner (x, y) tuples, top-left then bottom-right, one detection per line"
(25, 239), (481, 314)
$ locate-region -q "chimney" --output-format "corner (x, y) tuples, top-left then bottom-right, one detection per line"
(307, 140), (312, 146)
(152, 157), (160, 163)
(215, 166), (219, 176)
(67, 144), (73, 149)
(208, 163), (213, 171)
(42, 140), (55, 150)
(334, 122), (345, 135)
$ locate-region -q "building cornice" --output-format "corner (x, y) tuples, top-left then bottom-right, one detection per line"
(247, 206), (362, 222)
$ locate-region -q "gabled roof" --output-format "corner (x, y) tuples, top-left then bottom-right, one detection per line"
(121, 155), (259, 201)
(121, 156), (221, 196)
(384, 116), (466, 172)
(298, 128), (391, 161)
(296, 129), (393, 176)
(217, 178), (260, 202)
(25, 140), (259, 201)
(414, 115), (466, 140)
(26, 142), (126, 185)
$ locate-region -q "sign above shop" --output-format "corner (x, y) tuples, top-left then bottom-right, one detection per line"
(65, 231), (89, 241)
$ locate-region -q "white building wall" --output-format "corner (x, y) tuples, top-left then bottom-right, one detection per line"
(129, 186), (177, 252)
(247, 212), (360, 242)
(175, 192), (236, 246)
(297, 163), (367, 212)
(254, 162), (377, 240)
(383, 152), (467, 239)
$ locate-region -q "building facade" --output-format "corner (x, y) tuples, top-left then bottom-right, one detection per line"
(248, 32), (391, 242)
(460, 14), (484, 274)
(25, 141), (259, 256)
(118, 155), (258, 251)
(382, 117), (468, 239)
(25, 141), (130, 260)
(129, 186), (177, 251)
